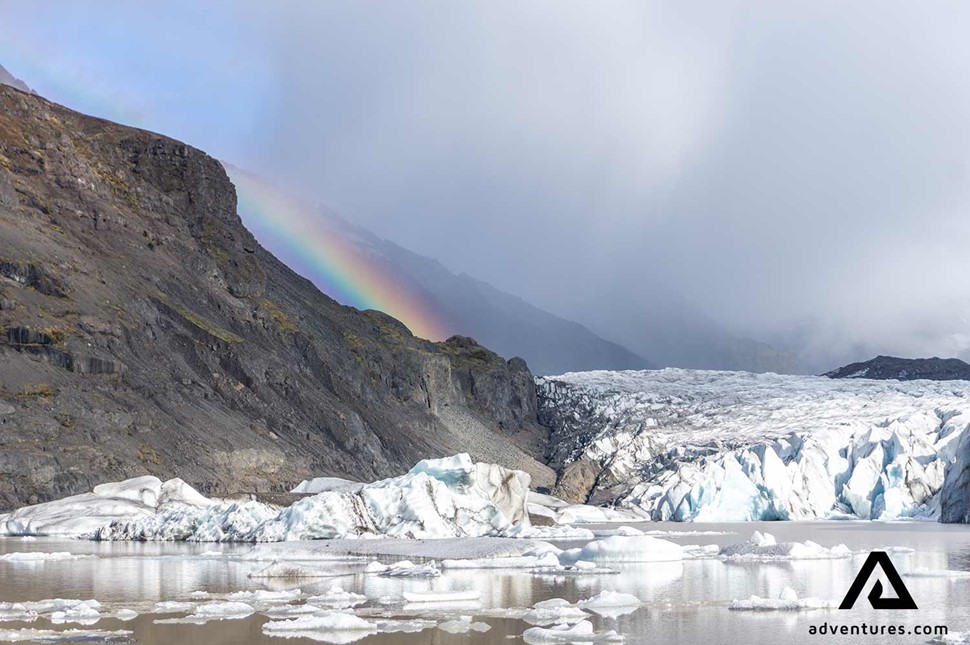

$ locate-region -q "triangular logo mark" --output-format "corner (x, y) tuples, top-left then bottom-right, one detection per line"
(839, 551), (917, 610)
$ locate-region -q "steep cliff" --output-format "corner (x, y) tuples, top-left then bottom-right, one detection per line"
(0, 85), (552, 509)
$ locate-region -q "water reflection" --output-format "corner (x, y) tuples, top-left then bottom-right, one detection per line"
(0, 522), (968, 644)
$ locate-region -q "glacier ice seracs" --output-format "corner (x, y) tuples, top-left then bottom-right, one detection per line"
(0, 454), (531, 541)
(537, 369), (970, 521)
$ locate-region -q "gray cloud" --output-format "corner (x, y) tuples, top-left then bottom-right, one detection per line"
(4, 1), (969, 370)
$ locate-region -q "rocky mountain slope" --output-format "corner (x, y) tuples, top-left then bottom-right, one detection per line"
(0, 84), (554, 509)
(825, 355), (970, 381)
(228, 169), (652, 377)
(537, 369), (970, 522)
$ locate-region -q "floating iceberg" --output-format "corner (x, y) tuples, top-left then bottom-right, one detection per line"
(0, 454), (531, 542)
(0, 628), (132, 643)
(522, 598), (589, 626)
(729, 586), (837, 611)
(719, 532), (852, 560)
(563, 535), (683, 564)
(308, 586), (367, 609)
(364, 559), (441, 577)
(538, 369), (970, 521)
(249, 562), (341, 579)
(0, 552), (92, 562)
(523, 620), (624, 644)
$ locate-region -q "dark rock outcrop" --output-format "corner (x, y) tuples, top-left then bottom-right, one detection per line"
(825, 355), (970, 381)
(0, 84), (552, 509)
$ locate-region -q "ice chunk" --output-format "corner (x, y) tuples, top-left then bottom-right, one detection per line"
(49, 601), (101, 625)
(719, 532), (852, 560)
(152, 601), (195, 613)
(249, 562), (340, 579)
(401, 590), (480, 603)
(438, 617), (491, 633)
(262, 613), (377, 642)
(365, 559), (440, 577)
(578, 590), (641, 609)
(226, 589), (301, 603)
(190, 601), (254, 619)
(523, 620), (624, 643)
(729, 586), (836, 611)
(308, 586), (367, 609)
(523, 599), (588, 626)
(906, 567), (970, 578)
(0, 552), (92, 562)
(568, 535), (683, 563)
(0, 629), (132, 643)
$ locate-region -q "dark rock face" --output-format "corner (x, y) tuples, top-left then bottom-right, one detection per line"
(0, 85), (553, 509)
(825, 355), (970, 381)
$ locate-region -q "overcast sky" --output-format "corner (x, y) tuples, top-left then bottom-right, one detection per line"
(2, 1), (969, 368)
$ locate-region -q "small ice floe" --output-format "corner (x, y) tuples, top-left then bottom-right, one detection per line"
(442, 547), (561, 570)
(364, 559), (440, 577)
(577, 591), (641, 618)
(249, 561), (341, 579)
(523, 620), (625, 643)
(0, 628), (133, 643)
(906, 567), (970, 578)
(931, 631), (970, 644)
(561, 535), (683, 564)
(438, 617), (491, 634)
(402, 590), (480, 604)
(50, 600), (101, 625)
(307, 586), (367, 609)
(531, 560), (619, 576)
(719, 532), (851, 561)
(728, 586), (836, 611)
(681, 544), (722, 559)
(114, 609), (138, 621)
(152, 601), (195, 614)
(262, 612), (377, 642)
(190, 601), (255, 620)
(1, 599), (101, 625)
(0, 552), (93, 562)
(522, 599), (588, 626)
(262, 604), (323, 619)
(373, 618), (437, 635)
(516, 526), (597, 540)
(188, 591), (210, 599)
(155, 601), (255, 624)
(227, 589), (302, 604)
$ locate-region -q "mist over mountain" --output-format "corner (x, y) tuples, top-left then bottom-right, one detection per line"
(0, 63), (31, 93)
(227, 168), (653, 376)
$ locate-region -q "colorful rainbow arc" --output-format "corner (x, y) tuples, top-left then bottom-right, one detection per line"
(228, 169), (449, 341)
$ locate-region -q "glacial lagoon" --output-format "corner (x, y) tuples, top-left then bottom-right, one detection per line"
(2, 522), (969, 645)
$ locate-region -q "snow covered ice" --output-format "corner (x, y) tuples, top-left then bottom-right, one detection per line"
(538, 369), (970, 520)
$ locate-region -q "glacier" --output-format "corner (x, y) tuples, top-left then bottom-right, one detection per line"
(537, 369), (970, 521)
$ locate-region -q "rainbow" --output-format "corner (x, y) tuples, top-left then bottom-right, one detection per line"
(228, 168), (450, 341)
